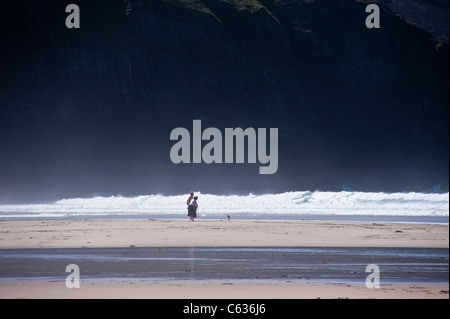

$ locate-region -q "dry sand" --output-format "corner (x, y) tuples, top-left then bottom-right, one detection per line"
(0, 219), (448, 299)
(1, 280), (448, 299)
(0, 219), (448, 249)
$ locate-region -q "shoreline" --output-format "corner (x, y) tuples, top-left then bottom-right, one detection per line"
(1, 215), (448, 226)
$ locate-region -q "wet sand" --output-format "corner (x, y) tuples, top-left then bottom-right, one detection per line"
(0, 246), (448, 283)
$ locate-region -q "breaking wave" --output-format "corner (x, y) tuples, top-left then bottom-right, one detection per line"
(0, 191), (448, 220)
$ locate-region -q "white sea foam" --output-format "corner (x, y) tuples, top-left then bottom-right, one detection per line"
(0, 191), (448, 219)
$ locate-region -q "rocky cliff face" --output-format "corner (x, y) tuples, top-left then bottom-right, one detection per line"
(374, 0), (449, 43)
(0, 0), (448, 201)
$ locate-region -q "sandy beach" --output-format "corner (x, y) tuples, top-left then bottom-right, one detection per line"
(0, 219), (448, 299)
(1, 280), (448, 299)
(0, 219), (448, 249)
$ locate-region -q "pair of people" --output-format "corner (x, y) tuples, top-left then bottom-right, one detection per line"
(186, 192), (198, 221)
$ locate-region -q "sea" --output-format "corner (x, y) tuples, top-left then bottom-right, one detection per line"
(0, 191), (448, 224)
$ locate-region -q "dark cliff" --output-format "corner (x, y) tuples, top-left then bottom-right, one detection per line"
(0, 0), (448, 201)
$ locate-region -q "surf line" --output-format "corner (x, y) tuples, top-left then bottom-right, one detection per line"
(170, 120), (278, 174)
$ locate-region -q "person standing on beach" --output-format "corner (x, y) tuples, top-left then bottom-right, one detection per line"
(187, 192), (194, 221)
(188, 196), (198, 222)
(187, 192), (194, 206)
